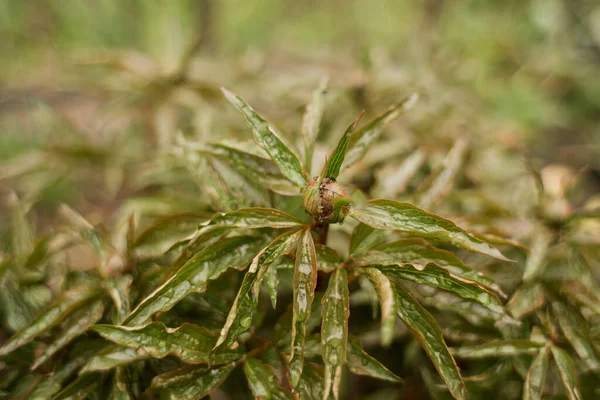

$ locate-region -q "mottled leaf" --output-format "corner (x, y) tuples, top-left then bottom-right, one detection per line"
(347, 335), (402, 382)
(206, 208), (304, 229)
(523, 346), (549, 400)
(164, 228), (226, 280)
(324, 111), (364, 180)
(302, 78), (328, 171)
(243, 357), (294, 400)
(109, 367), (133, 400)
(315, 245), (342, 273)
(80, 345), (146, 374)
(321, 268), (349, 400)
(148, 363), (235, 400)
(107, 275), (133, 324)
(343, 94), (419, 170)
(349, 199), (508, 260)
(551, 346), (581, 400)
(124, 236), (264, 326)
(452, 340), (544, 359)
(296, 362), (325, 400)
(359, 268), (396, 347)
(290, 229), (318, 386)
(92, 322), (243, 365)
(507, 283), (546, 319)
(389, 278), (467, 400)
(52, 372), (102, 400)
(264, 263), (279, 308)
(222, 88), (306, 187)
(0, 285), (102, 355)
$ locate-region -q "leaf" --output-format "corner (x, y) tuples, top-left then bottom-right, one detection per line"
(296, 362), (325, 400)
(274, 293), (323, 349)
(80, 345), (147, 374)
(342, 94), (419, 170)
(109, 367), (133, 400)
(165, 228), (226, 280)
(205, 208), (304, 229)
(214, 230), (302, 351)
(356, 238), (504, 296)
(551, 346), (581, 400)
(107, 275), (133, 324)
(321, 268), (350, 400)
(124, 236), (264, 326)
(243, 357), (294, 400)
(315, 245), (342, 273)
(302, 78), (328, 172)
(349, 223), (384, 257)
(349, 199), (509, 260)
(222, 88), (306, 187)
(290, 229), (318, 387)
(92, 322), (243, 365)
(31, 299), (105, 370)
(0, 285), (102, 355)
(523, 346), (549, 400)
(52, 372), (102, 400)
(507, 282), (546, 319)
(551, 301), (600, 371)
(359, 268), (396, 347)
(347, 335), (402, 382)
(451, 340), (544, 359)
(388, 277), (467, 400)
(324, 111), (364, 180)
(148, 363), (235, 400)
(264, 263), (279, 308)
(522, 226), (553, 282)
(132, 214), (207, 259)
(369, 264), (504, 315)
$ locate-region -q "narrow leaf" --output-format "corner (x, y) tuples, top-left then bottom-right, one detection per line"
(349, 223), (384, 257)
(551, 346), (581, 400)
(296, 363), (325, 400)
(321, 268), (350, 400)
(316, 245), (342, 273)
(222, 88), (306, 187)
(347, 335), (402, 382)
(164, 227), (226, 280)
(243, 357), (294, 400)
(522, 226), (553, 282)
(389, 277), (467, 400)
(206, 208), (304, 229)
(302, 78), (328, 172)
(81, 345), (147, 374)
(264, 263), (279, 308)
(52, 372), (102, 400)
(359, 268), (396, 347)
(148, 363), (235, 400)
(523, 346), (549, 400)
(92, 322), (243, 365)
(109, 367), (133, 400)
(452, 340), (544, 359)
(108, 275), (133, 324)
(507, 283), (546, 319)
(324, 111), (364, 179)
(0, 285), (102, 355)
(343, 94), (419, 170)
(124, 236), (264, 326)
(290, 229), (318, 387)
(349, 199), (509, 260)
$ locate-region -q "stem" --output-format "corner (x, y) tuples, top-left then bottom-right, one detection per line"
(314, 222), (329, 245)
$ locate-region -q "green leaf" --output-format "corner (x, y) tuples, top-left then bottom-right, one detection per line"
(296, 362), (325, 400)
(347, 335), (402, 382)
(522, 226), (553, 282)
(324, 111), (364, 180)
(107, 275), (133, 324)
(274, 293), (323, 349)
(290, 229), (318, 387)
(356, 238), (504, 296)
(302, 78), (328, 172)
(243, 357), (294, 400)
(551, 346), (582, 400)
(359, 268), (396, 347)
(523, 346), (549, 400)
(551, 301), (600, 371)
(92, 322), (243, 365)
(369, 264), (504, 315)
(214, 230), (302, 351)
(132, 214), (207, 259)
(124, 236), (264, 326)
(349, 223), (384, 257)
(109, 367), (133, 400)
(0, 285), (102, 355)
(264, 263), (279, 308)
(315, 245), (342, 273)
(80, 346), (147, 374)
(148, 363), (235, 400)
(31, 299), (105, 370)
(206, 208), (304, 229)
(451, 340), (544, 359)
(343, 94), (419, 170)
(222, 88), (306, 187)
(388, 277), (467, 400)
(164, 228), (226, 280)
(349, 199), (509, 260)
(321, 268), (349, 400)
(507, 282), (546, 319)
(52, 372), (102, 400)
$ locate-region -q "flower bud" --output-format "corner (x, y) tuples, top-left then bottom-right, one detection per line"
(302, 177), (350, 223)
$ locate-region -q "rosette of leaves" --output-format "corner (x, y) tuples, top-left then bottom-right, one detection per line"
(0, 85), (511, 400)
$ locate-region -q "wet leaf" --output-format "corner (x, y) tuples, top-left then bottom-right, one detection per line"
(243, 357), (294, 400)
(0, 285), (102, 355)
(222, 88), (306, 187)
(389, 278), (467, 400)
(296, 362), (325, 400)
(349, 223), (384, 257)
(523, 346), (549, 400)
(507, 283), (546, 319)
(264, 263), (279, 308)
(302, 78), (328, 171)
(107, 275), (133, 324)
(324, 111), (364, 180)
(274, 293), (323, 349)
(321, 268), (349, 400)
(124, 236), (264, 326)
(31, 299), (105, 370)
(452, 340), (544, 359)
(359, 268), (396, 347)
(343, 94), (419, 170)
(206, 208), (304, 229)
(92, 322), (243, 365)
(349, 199), (508, 260)
(52, 372), (102, 400)
(214, 230), (302, 351)
(81, 345), (147, 374)
(347, 335), (402, 382)
(551, 346), (581, 400)
(165, 228), (226, 280)
(290, 229), (318, 386)
(315, 245), (342, 273)
(148, 363), (235, 400)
